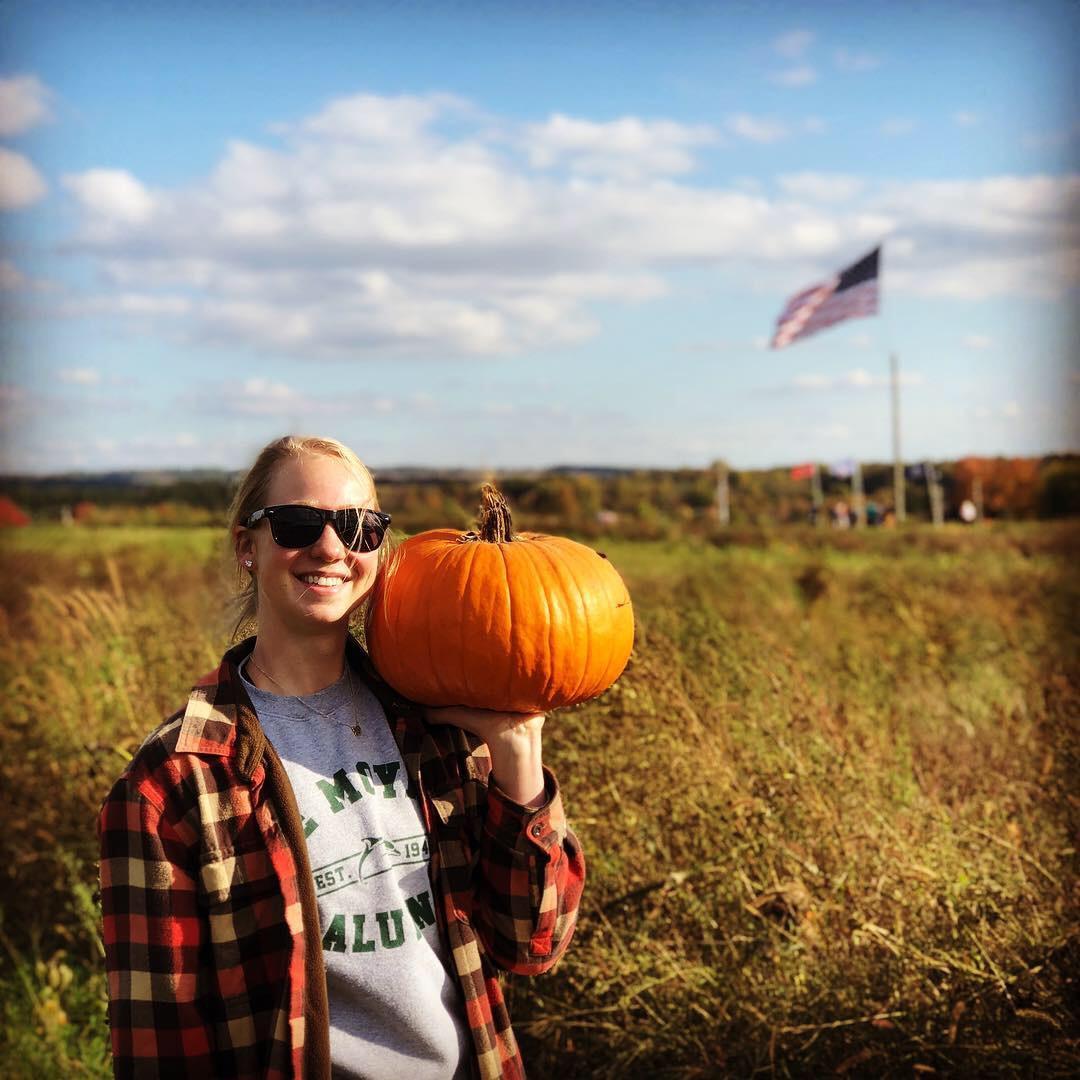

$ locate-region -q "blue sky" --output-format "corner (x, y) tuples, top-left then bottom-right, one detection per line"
(1, 0), (1077, 474)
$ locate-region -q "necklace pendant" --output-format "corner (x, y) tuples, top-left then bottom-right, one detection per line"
(351, 722), (363, 737)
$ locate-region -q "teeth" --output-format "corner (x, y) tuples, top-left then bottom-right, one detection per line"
(299, 575), (344, 586)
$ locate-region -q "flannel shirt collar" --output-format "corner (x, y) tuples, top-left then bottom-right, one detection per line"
(173, 636), (465, 818)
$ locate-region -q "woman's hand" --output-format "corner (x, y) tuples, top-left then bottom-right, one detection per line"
(425, 707), (547, 808)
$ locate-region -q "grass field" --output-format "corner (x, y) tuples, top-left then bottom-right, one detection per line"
(1, 522), (1077, 1077)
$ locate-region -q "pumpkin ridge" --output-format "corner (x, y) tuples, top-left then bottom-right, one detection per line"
(567, 540), (603, 703)
(561, 539), (601, 705)
(493, 539), (518, 710)
(461, 537), (487, 707)
(446, 539), (475, 706)
(424, 540), (456, 704)
(530, 536), (587, 707)
(575, 541), (618, 700)
(507, 535), (554, 710)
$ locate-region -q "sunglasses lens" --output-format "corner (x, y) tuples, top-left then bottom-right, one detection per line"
(264, 506), (388, 551)
(339, 510), (387, 553)
(269, 506), (325, 548)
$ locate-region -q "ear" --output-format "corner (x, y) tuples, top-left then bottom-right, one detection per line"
(233, 525), (256, 567)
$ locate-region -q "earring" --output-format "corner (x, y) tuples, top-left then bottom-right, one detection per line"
(244, 560), (253, 569)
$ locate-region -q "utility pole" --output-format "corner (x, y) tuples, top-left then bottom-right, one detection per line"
(715, 462), (730, 526)
(891, 352), (906, 523)
(927, 462), (944, 526)
(852, 461), (866, 527)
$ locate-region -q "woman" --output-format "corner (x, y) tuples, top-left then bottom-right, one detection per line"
(98, 435), (585, 1080)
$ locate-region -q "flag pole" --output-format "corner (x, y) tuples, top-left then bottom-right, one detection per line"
(890, 352), (906, 523)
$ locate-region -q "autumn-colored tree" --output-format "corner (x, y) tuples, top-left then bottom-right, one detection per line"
(72, 500), (97, 523)
(953, 457), (1040, 518)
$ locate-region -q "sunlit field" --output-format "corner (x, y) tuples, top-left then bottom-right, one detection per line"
(1, 523), (1077, 1077)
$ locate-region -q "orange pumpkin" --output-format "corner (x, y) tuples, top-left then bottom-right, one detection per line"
(366, 485), (634, 712)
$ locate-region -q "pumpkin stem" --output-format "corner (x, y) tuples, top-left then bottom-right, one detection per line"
(477, 483), (515, 543)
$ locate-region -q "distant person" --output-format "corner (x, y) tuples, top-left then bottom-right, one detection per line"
(865, 501), (881, 526)
(98, 434), (584, 1079)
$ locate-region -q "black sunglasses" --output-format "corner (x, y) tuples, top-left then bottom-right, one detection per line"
(244, 504), (391, 553)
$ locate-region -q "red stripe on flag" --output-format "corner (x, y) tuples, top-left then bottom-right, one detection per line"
(771, 264), (880, 349)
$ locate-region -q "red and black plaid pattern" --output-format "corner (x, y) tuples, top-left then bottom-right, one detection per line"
(99, 637), (584, 1078)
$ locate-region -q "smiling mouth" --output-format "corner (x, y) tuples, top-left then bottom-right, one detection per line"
(296, 573), (348, 588)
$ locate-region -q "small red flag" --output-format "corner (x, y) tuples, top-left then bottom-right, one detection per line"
(790, 463), (816, 480)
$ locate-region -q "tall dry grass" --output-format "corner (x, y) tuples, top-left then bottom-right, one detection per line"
(0, 523), (1077, 1077)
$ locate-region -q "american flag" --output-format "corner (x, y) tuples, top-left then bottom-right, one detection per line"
(771, 247), (880, 349)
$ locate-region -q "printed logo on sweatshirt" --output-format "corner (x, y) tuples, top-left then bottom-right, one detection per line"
(312, 834), (430, 898)
(301, 758), (418, 838)
(320, 889), (439, 953)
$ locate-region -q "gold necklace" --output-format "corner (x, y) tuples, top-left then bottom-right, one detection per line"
(246, 652), (363, 737)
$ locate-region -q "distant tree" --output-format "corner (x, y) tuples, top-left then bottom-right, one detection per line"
(1037, 457), (1080, 518)
(954, 456), (1040, 518)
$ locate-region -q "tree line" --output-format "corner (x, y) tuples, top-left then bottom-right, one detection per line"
(1, 454), (1077, 534)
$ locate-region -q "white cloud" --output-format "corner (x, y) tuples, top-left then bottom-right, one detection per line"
(58, 368), (102, 385)
(880, 117), (917, 137)
(953, 110), (980, 128)
(1002, 400), (1020, 418)
(523, 113), (719, 178)
(0, 74), (53, 136)
(834, 48), (881, 72)
(773, 30), (815, 58)
(779, 172), (865, 202)
(963, 334), (994, 350)
(62, 169), (156, 224)
(298, 91), (466, 142)
(48, 92), (1080, 358)
(771, 66), (817, 88)
(875, 175), (1080, 299)
(727, 114), (789, 144)
(0, 148), (47, 210)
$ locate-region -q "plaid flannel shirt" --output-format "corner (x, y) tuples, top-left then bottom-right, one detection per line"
(98, 636), (585, 1079)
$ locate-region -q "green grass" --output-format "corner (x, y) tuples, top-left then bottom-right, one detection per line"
(1, 522), (1077, 1077)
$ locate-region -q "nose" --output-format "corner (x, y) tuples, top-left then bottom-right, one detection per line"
(309, 522), (347, 560)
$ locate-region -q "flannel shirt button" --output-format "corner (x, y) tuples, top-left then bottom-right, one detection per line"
(530, 823), (544, 838)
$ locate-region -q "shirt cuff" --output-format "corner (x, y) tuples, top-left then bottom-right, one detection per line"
(485, 767), (565, 854)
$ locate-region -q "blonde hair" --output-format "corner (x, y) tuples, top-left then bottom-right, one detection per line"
(227, 434), (396, 640)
